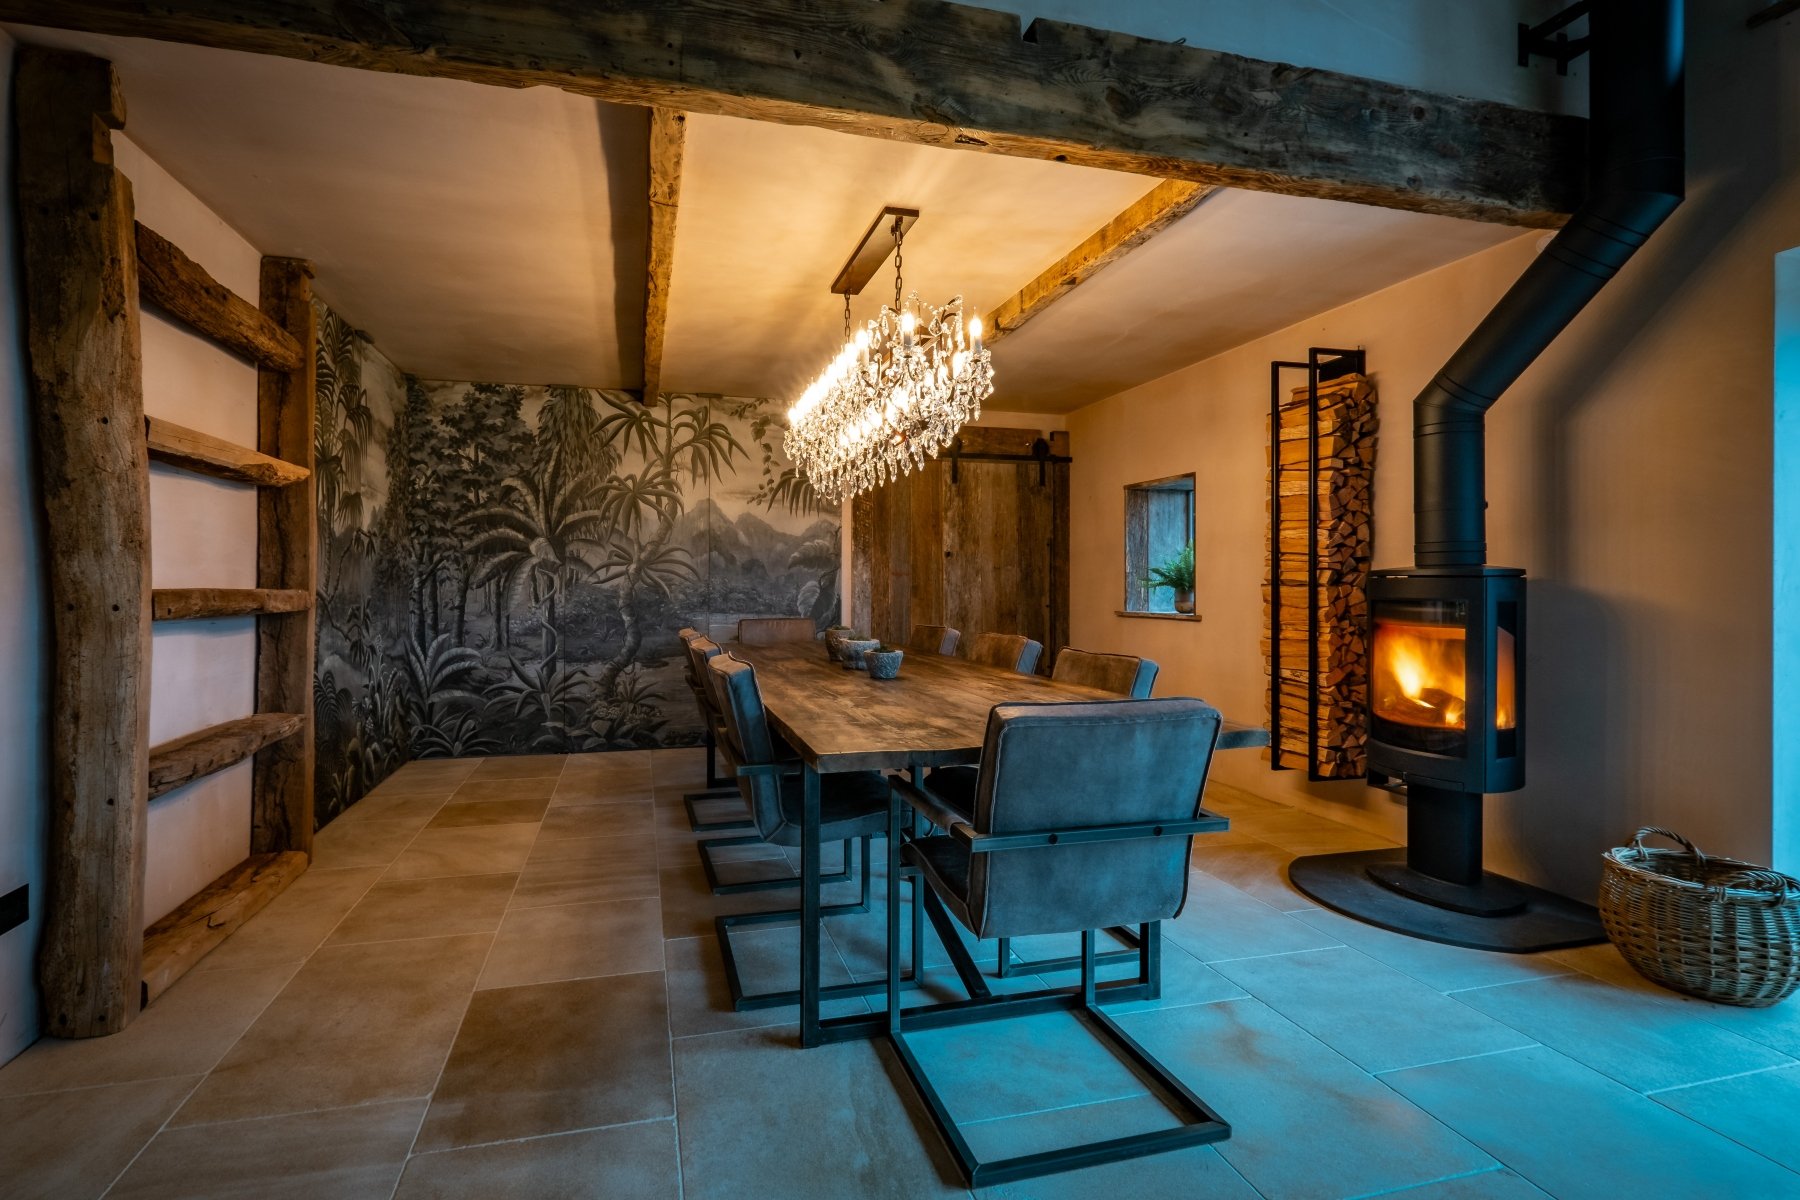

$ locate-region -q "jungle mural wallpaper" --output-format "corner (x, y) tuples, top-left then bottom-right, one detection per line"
(311, 303), (839, 824)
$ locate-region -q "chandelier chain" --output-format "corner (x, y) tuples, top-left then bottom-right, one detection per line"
(892, 218), (905, 313)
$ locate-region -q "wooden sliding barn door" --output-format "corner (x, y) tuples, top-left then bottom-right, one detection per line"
(852, 428), (1068, 669)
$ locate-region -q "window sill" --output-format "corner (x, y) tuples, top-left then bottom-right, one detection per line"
(1115, 610), (1202, 622)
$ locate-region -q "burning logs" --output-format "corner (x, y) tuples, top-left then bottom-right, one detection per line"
(1264, 374), (1377, 777)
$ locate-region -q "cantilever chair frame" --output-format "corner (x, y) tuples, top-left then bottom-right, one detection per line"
(678, 630), (752, 832)
(712, 757), (922, 1011)
(883, 773), (1232, 1188)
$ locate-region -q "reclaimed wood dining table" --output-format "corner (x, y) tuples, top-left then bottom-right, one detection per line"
(723, 640), (1270, 1047)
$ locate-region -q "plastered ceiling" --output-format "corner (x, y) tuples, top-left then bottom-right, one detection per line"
(8, 26), (1523, 413)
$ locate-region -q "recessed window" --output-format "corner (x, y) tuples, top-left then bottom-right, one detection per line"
(1124, 474), (1196, 615)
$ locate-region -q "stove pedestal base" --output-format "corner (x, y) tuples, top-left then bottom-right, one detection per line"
(1287, 848), (1604, 953)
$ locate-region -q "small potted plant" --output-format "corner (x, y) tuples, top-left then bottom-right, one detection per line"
(1144, 542), (1197, 614)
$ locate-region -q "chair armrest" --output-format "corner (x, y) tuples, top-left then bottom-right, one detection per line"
(950, 806), (1230, 854)
(890, 775), (977, 837)
(734, 762), (801, 780)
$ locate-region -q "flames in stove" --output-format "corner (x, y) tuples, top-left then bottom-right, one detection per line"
(1372, 618), (1516, 732)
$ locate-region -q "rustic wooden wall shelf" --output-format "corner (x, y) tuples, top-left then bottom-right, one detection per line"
(18, 46), (317, 1037)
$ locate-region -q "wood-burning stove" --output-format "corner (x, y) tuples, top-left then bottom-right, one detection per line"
(1287, 0), (1684, 952)
(1366, 568), (1523, 797)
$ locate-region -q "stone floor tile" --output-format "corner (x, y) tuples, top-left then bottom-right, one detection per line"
(478, 897), (664, 990)
(1382, 1045), (1800, 1200)
(383, 824), (539, 882)
(540, 799), (658, 841)
(903, 1009), (1153, 1124)
(1032, 935), (1248, 1014)
(0, 961), (295, 1096)
(108, 1097), (425, 1199)
(172, 933), (490, 1125)
(311, 815), (427, 870)
(657, 858), (849, 941)
(673, 1027), (969, 1199)
(1293, 907), (1573, 993)
(513, 833), (660, 908)
(193, 866), (385, 973)
(1374, 1168), (1554, 1198)
(346, 790), (452, 824)
(1162, 872), (1343, 963)
(1211, 946), (1536, 1073)
(468, 754), (567, 780)
(450, 777), (560, 803)
(963, 1095), (1260, 1200)
(664, 932), (868, 1038)
(1189, 842), (1313, 910)
(396, 1120), (680, 1200)
(0, 1075), (199, 1200)
(1451, 973), (1796, 1092)
(326, 872), (518, 946)
(427, 795), (551, 828)
(415, 972), (673, 1152)
(1652, 1064), (1800, 1172)
(1116, 997), (1494, 1200)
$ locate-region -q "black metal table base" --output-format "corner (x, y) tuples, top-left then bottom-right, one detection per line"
(1288, 848), (1605, 953)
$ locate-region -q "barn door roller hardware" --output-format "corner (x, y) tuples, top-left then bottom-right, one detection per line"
(1518, 1), (1591, 75)
(946, 435), (1071, 486)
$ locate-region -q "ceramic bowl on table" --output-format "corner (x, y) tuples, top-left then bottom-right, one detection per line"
(865, 647), (904, 680)
(842, 638), (881, 670)
(823, 626), (855, 662)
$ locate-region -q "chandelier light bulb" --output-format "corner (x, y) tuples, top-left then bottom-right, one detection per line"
(786, 292), (993, 504)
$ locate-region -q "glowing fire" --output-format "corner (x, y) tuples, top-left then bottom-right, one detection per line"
(1372, 619), (1517, 732)
(1373, 620), (1466, 729)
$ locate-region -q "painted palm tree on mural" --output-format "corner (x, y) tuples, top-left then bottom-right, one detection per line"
(470, 455), (612, 667)
(590, 392), (742, 698)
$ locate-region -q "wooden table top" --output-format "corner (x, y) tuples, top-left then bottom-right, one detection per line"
(725, 640), (1268, 773)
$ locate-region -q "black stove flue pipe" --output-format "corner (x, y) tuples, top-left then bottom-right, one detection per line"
(1413, 0), (1684, 570)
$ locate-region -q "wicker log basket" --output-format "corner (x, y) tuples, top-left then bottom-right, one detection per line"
(1599, 827), (1800, 1007)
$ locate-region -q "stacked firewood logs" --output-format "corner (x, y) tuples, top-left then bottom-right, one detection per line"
(1263, 374), (1377, 778)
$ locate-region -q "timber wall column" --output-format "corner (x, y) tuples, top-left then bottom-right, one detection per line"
(254, 258), (317, 857)
(17, 47), (151, 1038)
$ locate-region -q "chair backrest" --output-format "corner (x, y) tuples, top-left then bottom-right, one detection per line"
(677, 627), (702, 685)
(707, 653), (785, 836)
(964, 698), (1222, 940)
(685, 635), (726, 720)
(1052, 648), (1159, 699)
(910, 624), (961, 656)
(737, 617), (818, 646)
(966, 631), (1043, 675)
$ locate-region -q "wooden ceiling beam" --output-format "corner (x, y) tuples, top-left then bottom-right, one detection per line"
(643, 107), (685, 402)
(984, 180), (1217, 347)
(0, 0), (1584, 228)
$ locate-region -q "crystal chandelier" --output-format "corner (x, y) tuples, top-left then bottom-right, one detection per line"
(786, 215), (994, 503)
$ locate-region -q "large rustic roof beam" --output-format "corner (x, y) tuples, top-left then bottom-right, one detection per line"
(985, 180), (1218, 347)
(642, 107), (685, 402)
(0, 0), (1584, 227)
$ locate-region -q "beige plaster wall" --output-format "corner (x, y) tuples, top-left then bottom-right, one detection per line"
(1068, 2), (1800, 897)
